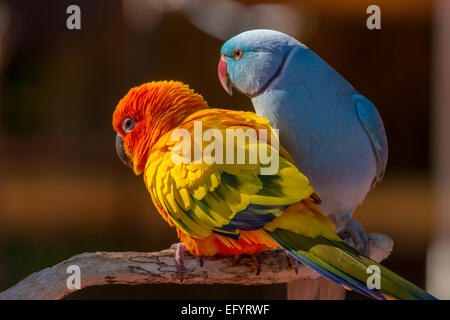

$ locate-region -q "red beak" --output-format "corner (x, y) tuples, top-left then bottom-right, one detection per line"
(218, 55), (233, 95)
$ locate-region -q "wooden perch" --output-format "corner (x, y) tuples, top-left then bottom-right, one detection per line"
(0, 233), (393, 300)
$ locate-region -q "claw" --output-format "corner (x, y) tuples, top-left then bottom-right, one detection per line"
(337, 219), (369, 255)
(171, 242), (187, 282)
(195, 256), (204, 268)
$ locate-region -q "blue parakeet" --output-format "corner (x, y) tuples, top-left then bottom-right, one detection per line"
(218, 29), (388, 253)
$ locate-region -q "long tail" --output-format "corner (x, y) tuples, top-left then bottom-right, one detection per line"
(268, 229), (436, 300)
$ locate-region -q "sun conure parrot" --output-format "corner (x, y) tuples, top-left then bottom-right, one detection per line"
(112, 81), (434, 300)
(218, 29), (388, 253)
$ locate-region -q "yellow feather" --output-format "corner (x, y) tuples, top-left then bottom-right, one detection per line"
(264, 202), (340, 241)
(145, 108), (322, 240)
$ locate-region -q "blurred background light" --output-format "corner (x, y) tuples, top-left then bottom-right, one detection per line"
(426, 0), (450, 299)
(182, 0), (303, 40)
(123, 0), (314, 40)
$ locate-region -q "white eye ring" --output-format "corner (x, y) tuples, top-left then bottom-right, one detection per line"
(123, 118), (136, 133)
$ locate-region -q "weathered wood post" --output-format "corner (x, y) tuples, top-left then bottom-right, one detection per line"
(426, 0), (450, 299)
(287, 278), (345, 300)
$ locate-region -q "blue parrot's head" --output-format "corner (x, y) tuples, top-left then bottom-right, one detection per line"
(219, 29), (304, 97)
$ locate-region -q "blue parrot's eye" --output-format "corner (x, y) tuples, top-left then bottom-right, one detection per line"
(233, 49), (244, 60)
(123, 118), (136, 133)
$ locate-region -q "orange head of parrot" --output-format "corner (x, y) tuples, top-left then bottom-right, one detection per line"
(112, 81), (208, 174)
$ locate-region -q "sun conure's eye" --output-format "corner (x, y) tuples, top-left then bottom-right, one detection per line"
(233, 48), (244, 60)
(123, 117), (136, 133)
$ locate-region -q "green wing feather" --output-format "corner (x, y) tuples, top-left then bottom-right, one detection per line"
(269, 229), (436, 300)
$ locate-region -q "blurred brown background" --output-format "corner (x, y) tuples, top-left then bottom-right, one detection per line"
(0, 0), (447, 299)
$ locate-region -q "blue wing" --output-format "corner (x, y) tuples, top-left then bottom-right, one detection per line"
(212, 204), (288, 239)
(354, 94), (388, 186)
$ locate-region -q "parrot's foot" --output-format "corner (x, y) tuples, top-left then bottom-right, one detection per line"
(170, 242), (205, 281)
(171, 242), (187, 282)
(195, 255), (204, 267)
(337, 219), (369, 255)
